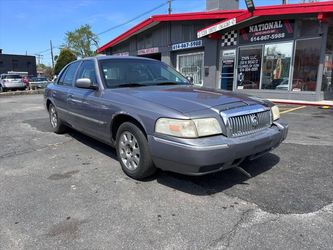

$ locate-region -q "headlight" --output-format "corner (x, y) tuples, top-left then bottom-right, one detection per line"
(271, 105), (280, 121)
(155, 118), (222, 138)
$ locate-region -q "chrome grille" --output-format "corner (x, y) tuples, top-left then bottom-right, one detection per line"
(228, 110), (272, 137)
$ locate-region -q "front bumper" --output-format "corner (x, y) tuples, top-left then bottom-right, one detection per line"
(148, 120), (288, 175)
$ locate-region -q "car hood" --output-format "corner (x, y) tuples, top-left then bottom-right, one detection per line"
(109, 85), (264, 114)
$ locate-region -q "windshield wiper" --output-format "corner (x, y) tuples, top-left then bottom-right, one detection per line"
(115, 83), (147, 88)
(155, 82), (180, 86)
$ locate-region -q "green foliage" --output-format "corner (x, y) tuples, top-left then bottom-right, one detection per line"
(54, 48), (77, 75)
(64, 24), (99, 58)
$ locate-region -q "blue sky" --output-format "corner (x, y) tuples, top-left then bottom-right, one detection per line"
(0, 0), (302, 66)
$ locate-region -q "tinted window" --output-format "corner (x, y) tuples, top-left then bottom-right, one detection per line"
(76, 60), (97, 84)
(292, 38), (321, 91)
(100, 59), (188, 88)
(58, 61), (80, 86)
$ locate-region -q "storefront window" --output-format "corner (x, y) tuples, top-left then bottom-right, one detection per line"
(293, 38), (321, 91)
(177, 52), (204, 85)
(237, 46), (262, 89)
(261, 42), (293, 91)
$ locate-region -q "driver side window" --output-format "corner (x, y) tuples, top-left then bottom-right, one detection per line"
(76, 60), (97, 84)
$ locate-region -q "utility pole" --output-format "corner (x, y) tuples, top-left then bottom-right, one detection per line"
(168, 0), (172, 14)
(50, 40), (54, 69)
(35, 54), (43, 65)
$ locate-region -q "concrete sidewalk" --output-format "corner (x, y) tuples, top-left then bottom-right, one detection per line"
(0, 89), (44, 96)
(270, 98), (333, 107)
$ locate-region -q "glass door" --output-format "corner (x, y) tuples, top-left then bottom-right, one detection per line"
(220, 49), (236, 90)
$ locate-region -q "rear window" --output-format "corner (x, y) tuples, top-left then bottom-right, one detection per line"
(31, 77), (48, 82)
(4, 75), (21, 79)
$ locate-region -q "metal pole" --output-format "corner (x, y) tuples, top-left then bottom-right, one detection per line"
(282, 0), (288, 4)
(50, 40), (54, 69)
(168, 0), (172, 14)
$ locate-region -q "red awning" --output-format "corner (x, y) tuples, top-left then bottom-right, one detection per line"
(97, 10), (244, 53)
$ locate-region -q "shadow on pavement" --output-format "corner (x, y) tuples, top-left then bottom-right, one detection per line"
(156, 153), (280, 196)
(62, 127), (280, 197)
(67, 129), (117, 160)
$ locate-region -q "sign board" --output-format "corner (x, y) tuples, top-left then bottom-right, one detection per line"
(239, 55), (261, 73)
(197, 18), (236, 38)
(137, 47), (159, 55)
(222, 49), (236, 57)
(113, 52), (129, 56)
(171, 40), (202, 51)
(239, 20), (294, 44)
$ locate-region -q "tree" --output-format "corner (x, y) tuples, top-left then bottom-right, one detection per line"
(64, 24), (99, 58)
(54, 48), (77, 75)
(37, 64), (53, 79)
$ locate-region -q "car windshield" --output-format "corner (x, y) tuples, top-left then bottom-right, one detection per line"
(4, 75), (21, 79)
(99, 59), (189, 88)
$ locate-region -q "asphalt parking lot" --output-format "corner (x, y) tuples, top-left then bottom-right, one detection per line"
(0, 95), (332, 250)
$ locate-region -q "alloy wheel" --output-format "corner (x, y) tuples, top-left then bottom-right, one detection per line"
(50, 105), (58, 128)
(118, 131), (140, 171)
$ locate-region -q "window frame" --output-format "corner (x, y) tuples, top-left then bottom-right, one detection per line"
(56, 61), (81, 87)
(75, 60), (98, 86)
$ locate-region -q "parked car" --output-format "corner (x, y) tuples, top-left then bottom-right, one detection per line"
(29, 77), (49, 89)
(0, 74), (26, 92)
(44, 56), (288, 180)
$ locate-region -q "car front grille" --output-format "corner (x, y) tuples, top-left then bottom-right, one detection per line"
(227, 110), (272, 137)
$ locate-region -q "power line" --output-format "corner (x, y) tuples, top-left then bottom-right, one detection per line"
(33, 1), (173, 55)
(97, 0), (172, 36)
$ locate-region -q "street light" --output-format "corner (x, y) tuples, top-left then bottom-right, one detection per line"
(244, 0), (255, 12)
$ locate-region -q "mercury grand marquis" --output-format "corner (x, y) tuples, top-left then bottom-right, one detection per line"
(44, 56), (288, 180)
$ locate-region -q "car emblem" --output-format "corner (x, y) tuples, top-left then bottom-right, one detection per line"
(250, 114), (259, 128)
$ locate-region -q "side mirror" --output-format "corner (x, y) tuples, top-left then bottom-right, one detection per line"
(75, 78), (98, 90)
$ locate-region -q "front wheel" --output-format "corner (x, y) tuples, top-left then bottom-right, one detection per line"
(116, 122), (156, 180)
(48, 103), (66, 134)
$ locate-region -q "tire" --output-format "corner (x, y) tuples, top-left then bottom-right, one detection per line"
(0, 85), (4, 92)
(48, 103), (67, 134)
(116, 122), (156, 180)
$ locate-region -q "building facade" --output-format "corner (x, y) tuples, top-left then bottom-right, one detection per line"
(0, 53), (37, 76)
(97, 2), (333, 101)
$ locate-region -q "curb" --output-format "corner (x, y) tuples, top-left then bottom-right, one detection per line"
(270, 100), (333, 107)
(0, 89), (44, 97)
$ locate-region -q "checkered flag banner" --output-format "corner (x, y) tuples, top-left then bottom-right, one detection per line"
(221, 30), (237, 47)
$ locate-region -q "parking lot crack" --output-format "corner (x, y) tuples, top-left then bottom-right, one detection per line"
(205, 208), (255, 250)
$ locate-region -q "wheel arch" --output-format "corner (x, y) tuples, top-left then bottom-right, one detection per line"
(111, 113), (148, 142)
(46, 98), (53, 111)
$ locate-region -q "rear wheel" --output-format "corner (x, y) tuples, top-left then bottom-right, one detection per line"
(48, 103), (66, 134)
(116, 122), (156, 179)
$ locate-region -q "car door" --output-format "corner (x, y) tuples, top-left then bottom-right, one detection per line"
(51, 61), (80, 123)
(67, 60), (108, 140)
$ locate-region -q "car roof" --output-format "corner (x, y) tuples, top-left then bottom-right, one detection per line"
(80, 55), (157, 62)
